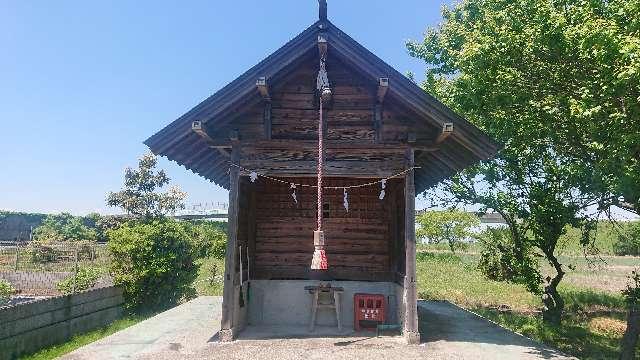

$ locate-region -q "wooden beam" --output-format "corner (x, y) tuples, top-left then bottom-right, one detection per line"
(318, 0), (327, 22)
(374, 78), (389, 143)
(191, 121), (213, 142)
(192, 121), (231, 156)
(229, 129), (240, 142)
(264, 102), (272, 140)
(435, 122), (454, 144)
(220, 143), (241, 342)
(374, 103), (382, 143)
(318, 34), (328, 59)
(403, 148), (420, 345)
(377, 78), (389, 103)
(240, 140), (427, 150)
(204, 139), (439, 153)
(256, 77), (270, 101)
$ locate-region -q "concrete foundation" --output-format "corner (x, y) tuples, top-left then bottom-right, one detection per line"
(247, 280), (402, 330)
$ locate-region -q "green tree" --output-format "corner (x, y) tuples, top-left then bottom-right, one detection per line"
(107, 218), (198, 310)
(406, 0), (635, 323)
(107, 153), (186, 218)
(416, 209), (480, 252)
(620, 270), (640, 360)
(0, 279), (15, 306)
(183, 221), (227, 259)
(56, 267), (102, 295)
(613, 222), (640, 256)
(33, 213), (97, 243)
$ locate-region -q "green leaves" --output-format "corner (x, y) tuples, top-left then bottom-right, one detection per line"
(56, 267), (102, 295)
(0, 279), (15, 306)
(33, 213), (97, 243)
(410, 0), (640, 321)
(107, 153), (187, 218)
(416, 209), (480, 252)
(107, 218), (198, 310)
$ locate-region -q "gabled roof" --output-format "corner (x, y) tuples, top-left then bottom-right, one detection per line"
(145, 20), (500, 192)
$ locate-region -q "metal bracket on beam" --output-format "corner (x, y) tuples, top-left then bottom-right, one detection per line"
(435, 123), (454, 144)
(256, 77), (270, 101)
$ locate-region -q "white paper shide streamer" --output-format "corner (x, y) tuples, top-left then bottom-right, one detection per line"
(249, 171), (258, 183)
(290, 183), (298, 204)
(379, 179), (386, 200)
(343, 188), (349, 212)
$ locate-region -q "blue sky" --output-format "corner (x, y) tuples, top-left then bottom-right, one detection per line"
(0, 0), (446, 215)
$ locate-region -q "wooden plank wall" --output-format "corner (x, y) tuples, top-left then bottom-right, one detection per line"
(233, 55), (431, 178)
(234, 178), (250, 281)
(249, 177), (404, 282)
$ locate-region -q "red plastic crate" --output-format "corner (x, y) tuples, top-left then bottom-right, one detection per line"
(354, 293), (386, 331)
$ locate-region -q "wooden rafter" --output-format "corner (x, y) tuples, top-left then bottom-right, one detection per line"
(256, 77), (272, 140)
(435, 122), (454, 144)
(377, 78), (389, 103)
(256, 77), (270, 101)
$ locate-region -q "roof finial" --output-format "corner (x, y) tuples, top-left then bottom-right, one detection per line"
(318, 0), (327, 22)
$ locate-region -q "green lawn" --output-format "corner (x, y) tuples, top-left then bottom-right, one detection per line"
(417, 251), (636, 360)
(20, 315), (147, 360)
(194, 257), (225, 296)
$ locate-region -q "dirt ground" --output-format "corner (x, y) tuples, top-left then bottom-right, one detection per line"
(65, 296), (574, 360)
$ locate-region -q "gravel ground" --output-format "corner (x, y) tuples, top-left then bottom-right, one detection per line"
(65, 296), (574, 360)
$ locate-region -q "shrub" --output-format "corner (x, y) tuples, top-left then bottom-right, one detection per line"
(613, 222), (640, 256)
(33, 213), (97, 243)
(107, 218), (198, 310)
(26, 241), (62, 263)
(184, 221), (227, 259)
(57, 267), (102, 295)
(0, 279), (15, 306)
(477, 228), (542, 294)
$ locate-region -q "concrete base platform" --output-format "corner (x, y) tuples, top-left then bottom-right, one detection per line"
(65, 296), (575, 360)
(238, 324), (375, 339)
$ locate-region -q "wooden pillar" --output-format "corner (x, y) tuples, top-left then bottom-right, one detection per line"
(220, 144), (240, 342)
(403, 148), (420, 344)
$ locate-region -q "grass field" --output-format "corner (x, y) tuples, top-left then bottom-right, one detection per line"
(19, 314), (148, 360)
(194, 257), (225, 296)
(417, 251), (637, 359)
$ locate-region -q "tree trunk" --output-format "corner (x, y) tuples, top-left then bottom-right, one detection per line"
(620, 306), (639, 360)
(542, 250), (565, 325)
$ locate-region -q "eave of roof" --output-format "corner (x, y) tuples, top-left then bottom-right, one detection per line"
(145, 20), (501, 193)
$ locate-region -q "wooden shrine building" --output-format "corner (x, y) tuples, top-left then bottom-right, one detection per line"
(145, 1), (499, 344)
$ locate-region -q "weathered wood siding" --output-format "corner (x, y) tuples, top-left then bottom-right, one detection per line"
(250, 177), (404, 281)
(227, 55), (436, 178)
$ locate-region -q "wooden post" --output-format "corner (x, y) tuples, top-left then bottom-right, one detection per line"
(73, 246), (79, 294)
(14, 244), (19, 271)
(220, 144), (241, 342)
(403, 148), (420, 344)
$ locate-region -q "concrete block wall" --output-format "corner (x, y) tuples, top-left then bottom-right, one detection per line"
(247, 280), (400, 330)
(0, 286), (124, 360)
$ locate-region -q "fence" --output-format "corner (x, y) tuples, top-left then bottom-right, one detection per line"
(0, 286), (124, 360)
(0, 242), (112, 297)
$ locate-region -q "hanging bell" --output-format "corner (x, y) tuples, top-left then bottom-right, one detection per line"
(311, 230), (328, 270)
(321, 86), (332, 102)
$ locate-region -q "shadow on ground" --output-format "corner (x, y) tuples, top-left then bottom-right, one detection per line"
(418, 301), (572, 359)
